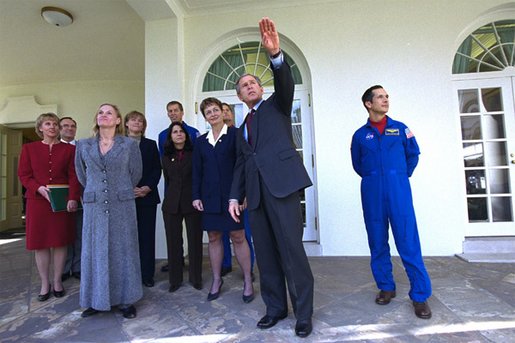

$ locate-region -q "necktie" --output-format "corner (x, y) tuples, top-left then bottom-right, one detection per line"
(246, 109), (256, 145)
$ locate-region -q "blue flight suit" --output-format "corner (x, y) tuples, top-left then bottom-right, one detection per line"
(350, 116), (431, 302)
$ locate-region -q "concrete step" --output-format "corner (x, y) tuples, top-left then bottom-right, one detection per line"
(456, 236), (515, 263)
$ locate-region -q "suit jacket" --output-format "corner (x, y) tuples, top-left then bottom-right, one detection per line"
(230, 61), (312, 210)
(192, 126), (237, 214)
(135, 137), (161, 206)
(161, 150), (196, 214)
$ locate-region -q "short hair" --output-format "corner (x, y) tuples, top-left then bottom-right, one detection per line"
(92, 103), (124, 136)
(124, 110), (147, 136)
(361, 85), (383, 109)
(59, 116), (77, 126)
(221, 103), (233, 114)
(235, 74), (262, 95)
(166, 101), (184, 112)
(35, 113), (60, 139)
(199, 97), (223, 118)
(163, 121), (193, 157)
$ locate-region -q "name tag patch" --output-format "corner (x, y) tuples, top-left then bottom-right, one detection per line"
(385, 128), (399, 136)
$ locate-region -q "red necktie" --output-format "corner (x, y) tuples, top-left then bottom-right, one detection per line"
(246, 109), (256, 144)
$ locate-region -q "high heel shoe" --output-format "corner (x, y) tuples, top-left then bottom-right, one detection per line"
(37, 284), (51, 302)
(53, 286), (66, 298)
(242, 282), (254, 303)
(207, 279), (223, 301)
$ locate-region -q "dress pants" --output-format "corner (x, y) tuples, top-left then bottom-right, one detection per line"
(163, 211), (203, 286)
(250, 181), (313, 321)
(136, 205), (157, 283)
(64, 211), (83, 274)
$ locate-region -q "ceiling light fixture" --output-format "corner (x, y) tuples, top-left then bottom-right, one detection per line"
(41, 6), (73, 27)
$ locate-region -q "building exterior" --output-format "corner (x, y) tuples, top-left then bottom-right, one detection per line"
(1, 0), (514, 257)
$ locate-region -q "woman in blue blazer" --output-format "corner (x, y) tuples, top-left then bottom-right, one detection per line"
(192, 97), (253, 303)
(125, 111), (161, 287)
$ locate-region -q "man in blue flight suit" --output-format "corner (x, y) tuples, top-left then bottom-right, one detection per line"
(350, 85), (432, 319)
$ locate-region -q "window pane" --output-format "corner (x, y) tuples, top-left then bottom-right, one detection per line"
(459, 89), (480, 113)
(467, 197), (488, 222)
(489, 169), (510, 194)
(485, 142), (508, 166)
(292, 124), (302, 149)
(460, 116), (481, 140)
(492, 197), (513, 222)
(481, 88), (503, 112)
(483, 114), (505, 139)
(291, 100), (301, 123)
(466, 170), (486, 194)
(463, 143), (484, 167)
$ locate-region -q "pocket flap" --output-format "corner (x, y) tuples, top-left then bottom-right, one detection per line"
(278, 148), (297, 160)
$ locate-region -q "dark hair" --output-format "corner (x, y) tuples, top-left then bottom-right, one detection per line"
(59, 116), (77, 126)
(163, 121), (193, 157)
(235, 74), (262, 94)
(199, 97), (223, 118)
(166, 101), (184, 112)
(361, 85), (383, 109)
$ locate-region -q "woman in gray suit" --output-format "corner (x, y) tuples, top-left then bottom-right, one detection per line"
(75, 103), (143, 319)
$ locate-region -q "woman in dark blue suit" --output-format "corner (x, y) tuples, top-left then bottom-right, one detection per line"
(125, 111), (161, 287)
(192, 97), (253, 303)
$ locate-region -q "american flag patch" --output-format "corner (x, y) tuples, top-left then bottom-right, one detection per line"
(405, 128), (414, 139)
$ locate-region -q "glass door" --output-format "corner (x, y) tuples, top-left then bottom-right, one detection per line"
(0, 124), (23, 232)
(454, 78), (515, 236)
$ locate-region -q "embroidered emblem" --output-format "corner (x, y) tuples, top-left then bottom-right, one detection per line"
(366, 132), (374, 140)
(385, 128), (399, 135)
(405, 128), (414, 139)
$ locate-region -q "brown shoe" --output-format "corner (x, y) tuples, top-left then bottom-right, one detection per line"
(413, 301), (432, 319)
(375, 290), (396, 305)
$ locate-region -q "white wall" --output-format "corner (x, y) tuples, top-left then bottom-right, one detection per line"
(0, 80), (144, 139)
(145, 0), (512, 256)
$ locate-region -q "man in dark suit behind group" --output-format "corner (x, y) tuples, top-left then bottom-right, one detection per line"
(228, 17), (314, 338)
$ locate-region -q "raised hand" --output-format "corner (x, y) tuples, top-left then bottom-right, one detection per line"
(259, 17), (280, 56)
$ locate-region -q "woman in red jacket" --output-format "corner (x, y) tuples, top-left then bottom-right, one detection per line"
(18, 113), (80, 301)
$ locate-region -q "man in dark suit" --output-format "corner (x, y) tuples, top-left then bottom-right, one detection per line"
(229, 17), (314, 338)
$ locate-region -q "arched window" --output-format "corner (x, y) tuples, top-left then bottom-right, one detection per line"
(453, 20), (515, 74)
(202, 41), (302, 92)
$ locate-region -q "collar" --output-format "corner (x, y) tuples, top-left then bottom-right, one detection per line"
(207, 124), (228, 146)
(251, 99), (265, 112)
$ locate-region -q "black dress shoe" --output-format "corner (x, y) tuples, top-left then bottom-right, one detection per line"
(81, 307), (99, 318)
(207, 279), (223, 301)
(37, 286), (51, 302)
(221, 266), (232, 277)
(143, 280), (155, 287)
(295, 318), (313, 338)
(160, 264), (169, 272)
(413, 301), (432, 319)
(242, 293), (255, 303)
(256, 313), (288, 329)
(120, 305), (137, 319)
(191, 282), (202, 290)
(61, 272), (71, 282)
(169, 284), (181, 293)
(242, 282), (254, 303)
(53, 287), (66, 298)
(375, 290), (396, 305)
(72, 272), (81, 280)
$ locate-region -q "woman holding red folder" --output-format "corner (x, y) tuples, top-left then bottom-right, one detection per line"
(18, 112), (80, 301)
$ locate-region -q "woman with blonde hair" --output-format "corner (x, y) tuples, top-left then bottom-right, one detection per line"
(75, 103), (143, 319)
(18, 112), (80, 301)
